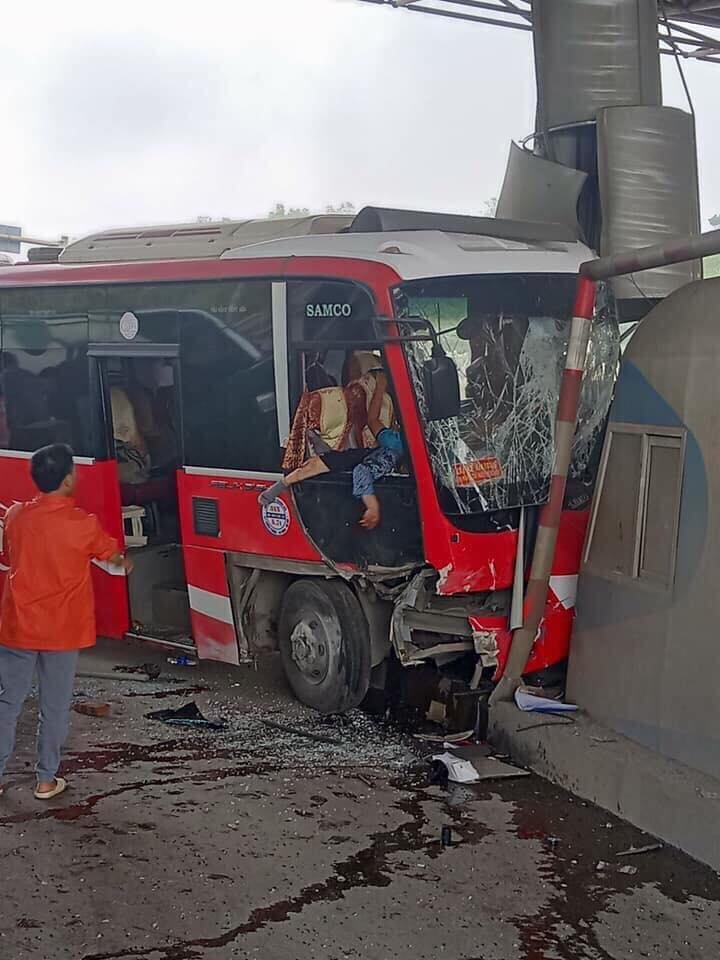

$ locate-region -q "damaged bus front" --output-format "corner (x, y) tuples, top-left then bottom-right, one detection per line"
(388, 272), (619, 682)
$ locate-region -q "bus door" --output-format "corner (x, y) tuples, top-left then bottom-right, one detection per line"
(90, 344), (193, 650)
(0, 451), (129, 640)
(282, 278), (423, 570)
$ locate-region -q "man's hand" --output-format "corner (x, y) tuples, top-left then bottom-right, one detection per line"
(109, 553), (134, 574)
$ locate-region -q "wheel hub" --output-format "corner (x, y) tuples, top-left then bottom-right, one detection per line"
(290, 617), (331, 684)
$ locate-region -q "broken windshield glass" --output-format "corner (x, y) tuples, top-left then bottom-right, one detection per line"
(396, 275), (619, 516)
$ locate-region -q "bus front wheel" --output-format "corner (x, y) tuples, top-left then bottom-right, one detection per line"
(278, 579), (371, 714)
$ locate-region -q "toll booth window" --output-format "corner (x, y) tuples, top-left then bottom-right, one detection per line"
(584, 425), (685, 591)
(0, 287), (96, 456)
(178, 280), (278, 472)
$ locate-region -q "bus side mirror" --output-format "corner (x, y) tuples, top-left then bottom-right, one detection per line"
(422, 352), (461, 421)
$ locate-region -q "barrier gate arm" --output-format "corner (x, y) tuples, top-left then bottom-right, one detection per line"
(491, 227), (720, 704)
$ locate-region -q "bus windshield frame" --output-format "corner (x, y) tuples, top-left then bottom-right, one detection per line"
(394, 273), (620, 518)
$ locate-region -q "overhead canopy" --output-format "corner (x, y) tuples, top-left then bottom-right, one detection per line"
(358, 0), (720, 63)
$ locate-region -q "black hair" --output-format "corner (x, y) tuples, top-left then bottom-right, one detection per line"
(30, 443), (75, 494)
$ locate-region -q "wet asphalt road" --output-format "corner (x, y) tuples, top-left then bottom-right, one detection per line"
(1, 640), (719, 960)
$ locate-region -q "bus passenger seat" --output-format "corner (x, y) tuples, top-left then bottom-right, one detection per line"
(110, 387), (172, 528)
(111, 387), (151, 486)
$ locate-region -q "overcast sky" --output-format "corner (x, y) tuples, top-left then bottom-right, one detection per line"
(2, 0), (718, 241)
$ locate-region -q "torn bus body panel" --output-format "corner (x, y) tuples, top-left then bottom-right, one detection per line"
(391, 569), (510, 668)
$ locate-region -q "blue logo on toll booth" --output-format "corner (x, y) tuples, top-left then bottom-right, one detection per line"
(262, 498), (291, 537)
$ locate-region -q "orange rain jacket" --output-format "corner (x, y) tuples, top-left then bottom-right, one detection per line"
(0, 495), (119, 652)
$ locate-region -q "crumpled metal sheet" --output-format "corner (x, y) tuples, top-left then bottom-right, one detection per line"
(597, 105), (701, 301)
(533, 0), (661, 128)
(496, 142), (587, 238)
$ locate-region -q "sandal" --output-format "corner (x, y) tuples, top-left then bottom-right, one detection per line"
(34, 777), (67, 800)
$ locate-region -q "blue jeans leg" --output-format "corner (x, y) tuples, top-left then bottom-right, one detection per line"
(35, 650), (79, 783)
(0, 647), (38, 780)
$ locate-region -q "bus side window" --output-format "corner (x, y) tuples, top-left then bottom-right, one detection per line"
(0, 288), (94, 456)
(287, 279), (378, 391)
(179, 280), (279, 473)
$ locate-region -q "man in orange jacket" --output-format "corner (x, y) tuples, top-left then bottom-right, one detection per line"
(0, 444), (131, 800)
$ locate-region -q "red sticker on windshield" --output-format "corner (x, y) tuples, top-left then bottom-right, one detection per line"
(454, 457), (503, 486)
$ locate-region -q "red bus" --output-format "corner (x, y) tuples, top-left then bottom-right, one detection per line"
(0, 208), (619, 713)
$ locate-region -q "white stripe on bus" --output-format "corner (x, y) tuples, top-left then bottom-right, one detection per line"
(187, 584), (234, 626)
(183, 465), (282, 481)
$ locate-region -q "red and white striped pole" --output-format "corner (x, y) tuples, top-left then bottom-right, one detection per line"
(491, 275), (597, 703)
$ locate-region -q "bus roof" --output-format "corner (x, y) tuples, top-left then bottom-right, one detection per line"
(59, 214), (354, 264)
(2, 207), (594, 285)
(221, 229), (593, 280)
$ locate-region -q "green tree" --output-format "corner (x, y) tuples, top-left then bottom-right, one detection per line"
(267, 203), (311, 219)
(480, 196), (498, 217)
(325, 202), (356, 215)
(267, 202), (356, 219)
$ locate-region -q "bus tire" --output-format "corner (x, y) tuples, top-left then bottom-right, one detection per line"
(278, 579), (371, 714)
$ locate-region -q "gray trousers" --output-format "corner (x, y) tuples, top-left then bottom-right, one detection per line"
(0, 646), (79, 783)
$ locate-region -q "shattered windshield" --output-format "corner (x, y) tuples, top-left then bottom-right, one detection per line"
(396, 274), (619, 516)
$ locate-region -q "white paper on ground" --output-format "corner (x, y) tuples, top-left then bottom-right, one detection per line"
(514, 688), (579, 713)
(432, 752), (481, 783)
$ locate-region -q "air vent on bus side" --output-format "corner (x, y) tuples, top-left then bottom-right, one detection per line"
(192, 498), (220, 538)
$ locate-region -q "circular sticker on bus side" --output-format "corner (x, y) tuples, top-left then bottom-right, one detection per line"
(119, 311), (139, 340)
(262, 499), (291, 537)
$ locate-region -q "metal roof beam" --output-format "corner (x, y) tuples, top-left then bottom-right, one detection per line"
(357, 0), (720, 62)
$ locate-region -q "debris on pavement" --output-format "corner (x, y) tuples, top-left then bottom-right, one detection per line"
(597, 860), (640, 876)
(617, 843), (663, 857)
(431, 743), (529, 784)
(461, 754), (530, 780)
(260, 718), (342, 746)
(114, 662), (162, 680)
(431, 752), (481, 784)
(167, 655), (197, 667)
(77, 669), (154, 683)
(354, 773), (375, 788)
(515, 686), (579, 713)
(146, 700), (227, 730)
(73, 700), (112, 718)
(413, 728), (475, 743)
